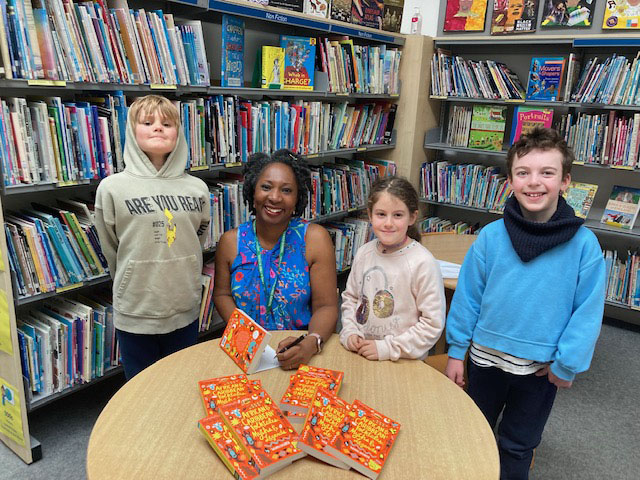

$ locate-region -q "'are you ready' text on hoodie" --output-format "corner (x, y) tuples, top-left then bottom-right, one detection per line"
(94, 113), (210, 334)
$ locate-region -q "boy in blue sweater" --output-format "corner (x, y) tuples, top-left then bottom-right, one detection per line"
(445, 128), (605, 479)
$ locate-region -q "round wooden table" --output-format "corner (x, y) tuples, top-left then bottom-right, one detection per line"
(87, 331), (499, 479)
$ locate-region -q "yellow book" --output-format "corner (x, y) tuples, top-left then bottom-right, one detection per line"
(261, 46), (284, 89)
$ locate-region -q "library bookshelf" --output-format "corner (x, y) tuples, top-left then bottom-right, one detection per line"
(0, 0), (413, 464)
(423, 21), (640, 327)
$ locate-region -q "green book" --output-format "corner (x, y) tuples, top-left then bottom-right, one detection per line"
(467, 105), (507, 151)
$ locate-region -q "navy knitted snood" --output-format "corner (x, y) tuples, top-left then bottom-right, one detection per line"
(503, 195), (584, 263)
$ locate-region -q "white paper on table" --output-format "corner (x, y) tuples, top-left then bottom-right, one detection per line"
(438, 260), (462, 279)
(253, 345), (281, 373)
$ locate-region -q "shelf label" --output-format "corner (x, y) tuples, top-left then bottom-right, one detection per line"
(357, 147), (366, 151)
(225, 162), (242, 167)
(57, 282), (83, 293)
(57, 180), (79, 187)
(190, 165), (209, 171)
(150, 83), (177, 90)
(611, 165), (634, 170)
(307, 154), (318, 158)
(504, 99), (525, 103)
(209, 0), (328, 31)
(329, 24), (397, 43)
(0, 378), (25, 446)
(430, 95), (447, 99)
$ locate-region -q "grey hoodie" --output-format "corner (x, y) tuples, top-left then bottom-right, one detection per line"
(94, 112), (210, 334)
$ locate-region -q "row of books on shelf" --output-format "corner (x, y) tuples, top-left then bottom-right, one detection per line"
(605, 249), (640, 309)
(16, 289), (118, 398)
(0, 91), (396, 187)
(418, 216), (480, 235)
(0, 0), (209, 85)
(326, 217), (374, 272)
(420, 161), (512, 214)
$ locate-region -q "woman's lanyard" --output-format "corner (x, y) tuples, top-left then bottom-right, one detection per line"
(253, 221), (286, 317)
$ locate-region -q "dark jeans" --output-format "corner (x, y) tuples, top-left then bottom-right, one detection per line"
(467, 359), (558, 480)
(116, 319), (199, 380)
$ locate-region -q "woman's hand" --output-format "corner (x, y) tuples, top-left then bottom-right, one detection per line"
(357, 340), (379, 361)
(276, 335), (317, 370)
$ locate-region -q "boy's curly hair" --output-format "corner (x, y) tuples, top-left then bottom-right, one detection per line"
(506, 127), (574, 179)
(243, 149), (312, 217)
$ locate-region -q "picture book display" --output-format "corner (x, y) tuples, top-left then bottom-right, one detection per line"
(351, 0), (384, 29)
(219, 308), (272, 374)
(444, 0), (489, 31)
(198, 413), (261, 480)
(563, 181), (598, 219)
(304, 0), (330, 17)
(525, 57), (566, 101)
(382, 0), (404, 32)
(280, 36), (316, 91)
(510, 106), (554, 144)
(467, 105), (507, 151)
(541, 0), (595, 27)
(600, 185), (640, 230)
(331, 0), (352, 22)
(325, 399), (401, 479)
(268, 0), (304, 12)
(219, 391), (306, 476)
(221, 15), (244, 88)
(261, 46), (285, 89)
(298, 387), (350, 469)
(279, 365), (344, 415)
(491, 0), (539, 34)
(199, 374), (262, 415)
(603, 0), (640, 28)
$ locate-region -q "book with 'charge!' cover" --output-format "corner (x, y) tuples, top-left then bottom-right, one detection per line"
(298, 387), (350, 469)
(280, 36), (316, 91)
(563, 181), (598, 219)
(600, 185), (640, 230)
(325, 399), (401, 479)
(219, 308), (272, 374)
(279, 364), (344, 415)
(467, 104), (507, 151)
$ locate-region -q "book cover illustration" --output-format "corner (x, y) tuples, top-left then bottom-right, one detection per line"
(603, 0), (640, 28)
(467, 105), (507, 151)
(444, 0), (489, 31)
(220, 392), (306, 476)
(382, 0), (404, 32)
(298, 387), (350, 469)
(525, 57), (566, 101)
(600, 185), (640, 230)
(198, 412), (261, 480)
(221, 15), (245, 88)
(261, 46), (285, 89)
(541, 0), (595, 27)
(491, 0), (540, 34)
(331, 0), (352, 21)
(279, 365), (344, 414)
(563, 181), (598, 219)
(268, 0), (305, 12)
(351, 0), (384, 29)
(199, 374), (262, 415)
(219, 308), (272, 374)
(510, 106), (554, 144)
(325, 399), (401, 479)
(304, 0), (330, 17)
(280, 36), (316, 91)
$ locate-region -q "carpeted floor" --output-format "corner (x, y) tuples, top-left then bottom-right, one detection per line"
(0, 320), (638, 480)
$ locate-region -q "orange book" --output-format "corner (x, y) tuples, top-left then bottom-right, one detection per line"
(298, 387), (350, 469)
(198, 412), (261, 480)
(219, 308), (272, 374)
(219, 390), (306, 477)
(198, 374), (262, 416)
(325, 399), (401, 480)
(279, 365), (344, 415)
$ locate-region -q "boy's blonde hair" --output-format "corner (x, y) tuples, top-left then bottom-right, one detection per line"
(128, 95), (180, 127)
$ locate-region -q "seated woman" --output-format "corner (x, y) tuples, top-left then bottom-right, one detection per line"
(213, 149), (338, 370)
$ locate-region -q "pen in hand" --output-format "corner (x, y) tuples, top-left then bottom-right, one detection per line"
(275, 334), (307, 357)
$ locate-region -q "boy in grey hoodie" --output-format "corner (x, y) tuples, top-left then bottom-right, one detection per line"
(95, 95), (210, 379)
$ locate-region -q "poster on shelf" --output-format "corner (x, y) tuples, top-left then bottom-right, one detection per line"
(541, 0), (595, 27)
(0, 378), (24, 446)
(603, 0), (640, 28)
(491, 0), (540, 34)
(444, 0), (489, 31)
(0, 290), (11, 355)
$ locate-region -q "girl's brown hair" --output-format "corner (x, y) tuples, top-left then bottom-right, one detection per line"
(367, 176), (421, 241)
(128, 95), (180, 127)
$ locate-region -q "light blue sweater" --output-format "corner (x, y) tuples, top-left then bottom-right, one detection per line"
(446, 220), (605, 381)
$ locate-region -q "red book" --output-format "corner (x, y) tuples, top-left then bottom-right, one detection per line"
(198, 412), (260, 480)
(298, 387), (350, 469)
(325, 399), (401, 480)
(279, 365), (344, 415)
(198, 374), (262, 416)
(220, 390), (306, 477)
(219, 308), (272, 374)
